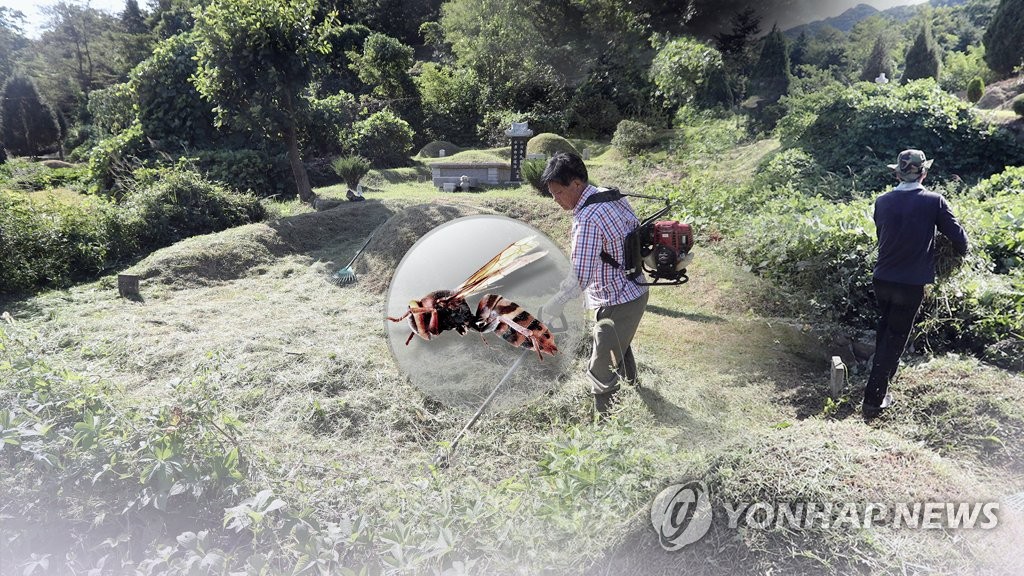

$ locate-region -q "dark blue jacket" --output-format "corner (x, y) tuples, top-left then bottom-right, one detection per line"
(873, 184), (969, 285)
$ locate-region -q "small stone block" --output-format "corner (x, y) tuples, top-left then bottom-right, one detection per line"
(830, 355), (847, 398)
(442, 182), (456, 192)
(118, 273), (140, 298)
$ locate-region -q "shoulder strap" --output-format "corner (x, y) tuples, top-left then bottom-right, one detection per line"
(577, 187), (625, 269)
(580, 187), (623, 210)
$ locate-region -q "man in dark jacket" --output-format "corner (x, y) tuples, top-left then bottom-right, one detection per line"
(864, 149), (969, 419)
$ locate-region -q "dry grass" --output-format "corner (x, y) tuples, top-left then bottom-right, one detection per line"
(3, 152), (1023, 573)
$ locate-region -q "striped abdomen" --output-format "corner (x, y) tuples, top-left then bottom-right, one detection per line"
(474, 294), (558, 358)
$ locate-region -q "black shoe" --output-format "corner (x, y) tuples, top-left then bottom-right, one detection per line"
(594, 390), (618, 419)
(862, 403), (882, 420)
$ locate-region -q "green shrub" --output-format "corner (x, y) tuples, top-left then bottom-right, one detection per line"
(122, 168), (266, 253)
(477, 109), (525, 148)
(331, 155), (371, 189)
(967, 76), (985, 103)
(183, 148), (294, 198)
(790, 80), (1024, 185)
(526, 132), (579, 157)
(970, 165), (1024, 200)
(87, 122), (150, 196)
(0, 190), (119, 293)
(1013, 95), (1024, 117)
(345, 109), (415, 168)
(611, 119), (657, 155)
(416, 63), (483, 144)
(86, 82), (137, 138)
(1, 75), (60, 157)
(301, 91), (358, 156)
(520, 158), (547, 196)
(132, 32), (219, 148)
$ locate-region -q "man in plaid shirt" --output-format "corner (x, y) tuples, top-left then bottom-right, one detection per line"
(542, 152), (649, 416)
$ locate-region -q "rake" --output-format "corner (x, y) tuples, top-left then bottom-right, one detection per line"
(332, 229), (377, 285)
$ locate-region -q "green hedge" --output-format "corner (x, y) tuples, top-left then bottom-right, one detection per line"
(0, 169), (265, 294)
(785, 79), (1024, 185)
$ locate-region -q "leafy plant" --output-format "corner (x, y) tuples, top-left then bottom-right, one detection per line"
(344, 109), (415, 168)
(611, 119), (657, 155)
(332, 155), (371, 189)
(1013, 95), (1024, 117)
(967, 76), (985, 103)
(520, 158), (547, 196)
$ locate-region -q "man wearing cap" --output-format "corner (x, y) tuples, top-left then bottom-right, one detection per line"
(864, 149), (969, 419)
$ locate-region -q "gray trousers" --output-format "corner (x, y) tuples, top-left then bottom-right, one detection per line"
(588, 291), (649, 394)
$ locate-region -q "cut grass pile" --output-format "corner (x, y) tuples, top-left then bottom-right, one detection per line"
(2, 143), (1023, 574)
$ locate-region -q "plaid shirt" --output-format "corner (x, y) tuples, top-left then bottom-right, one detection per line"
(570, 185), (648, 309)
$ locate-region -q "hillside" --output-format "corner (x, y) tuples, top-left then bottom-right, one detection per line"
(2, 137), (1023, 574)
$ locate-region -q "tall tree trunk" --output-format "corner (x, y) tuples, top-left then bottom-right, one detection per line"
(283, 91), (314, 203)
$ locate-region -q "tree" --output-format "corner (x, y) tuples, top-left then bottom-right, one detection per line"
(416, 63), (482, 143)
(649, 36), (725, 109)
(348, 32), (415, 100)
(748, 26), (790, 103)
(1, 75), (60, 157)
(192, 0), (337, 203)
(0, 8), (28, 86)
(714, 8), (761, 73)
(860, 34), (895, 82)
(967, 76), (985, 102)
(116, 0), (155, 75)
(982, 0), (1024, 76)
(132, 33), (218, 148)
(902, 19), (942, 84)
(335, 0), (443, 46)
(747, 25), (790, 131)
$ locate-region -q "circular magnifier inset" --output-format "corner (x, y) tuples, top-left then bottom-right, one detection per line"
(385, 215), (586, 410)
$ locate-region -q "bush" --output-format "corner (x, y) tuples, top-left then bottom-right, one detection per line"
(477, 109), (526, 148)
(0, 160), (89, 191)
(416, 63), (483, 144)
(1013, 95), (1024, 117)
(184, 148), (295, 198)
(301, 92), (358, 156)
(132, 33), (218, 149)
(331, 155), (371, 189)
(86, 82), (137, 138)
(345, 109), (415, 168)
(967, 76), (985, 103)
(1, 75), (60, 157)
(789, 80), (1024, 185)
(611, 120), (657, 155)
(0, 190), (120, 293)
(121, 168), (266, 253)
(526, 133), (579, 157)
(87, 122), (150, 196)
(520, 158), (547, 196)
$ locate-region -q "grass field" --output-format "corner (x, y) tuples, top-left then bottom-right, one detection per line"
(2, 138), (1022, 574)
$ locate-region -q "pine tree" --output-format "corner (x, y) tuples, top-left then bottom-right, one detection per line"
(789, 30), (809, 68)
(748, 25), (790, 104)
(0, 75), (60, 157)
(860, 34), (894, 82)
(982, 0), (1024, 76)
(747, 25), (790, 132)
(121, 0), (148, 35)
(967, 77), (985, 103)
(901, 20), (942, 83)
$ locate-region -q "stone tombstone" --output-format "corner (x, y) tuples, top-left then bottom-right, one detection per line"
(582, 148), (590, 160)
(505, 121), (534, 182)
(875, 73), (889, 84)
(438, 149), (446, 157)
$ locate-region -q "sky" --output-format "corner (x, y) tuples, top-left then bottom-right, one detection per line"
(1, 0), (933, 39)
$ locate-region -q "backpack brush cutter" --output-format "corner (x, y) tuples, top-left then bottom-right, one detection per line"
(582, 187), (694, 286)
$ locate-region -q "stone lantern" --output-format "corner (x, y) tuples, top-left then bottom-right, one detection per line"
(505, 121), (534, 182)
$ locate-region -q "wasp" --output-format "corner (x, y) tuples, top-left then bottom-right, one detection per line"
(387, 236), (558, 360)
